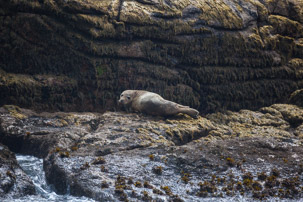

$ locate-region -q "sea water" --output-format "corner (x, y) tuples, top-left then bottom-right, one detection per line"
(2, 154), (95, 202)
(1, 155), (301, 202)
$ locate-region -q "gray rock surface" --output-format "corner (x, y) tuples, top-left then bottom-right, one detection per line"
(0, 143), (35, 199)
(1, 104), (303, 200)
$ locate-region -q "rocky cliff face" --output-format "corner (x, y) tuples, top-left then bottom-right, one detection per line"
(1, 0), (303, 113)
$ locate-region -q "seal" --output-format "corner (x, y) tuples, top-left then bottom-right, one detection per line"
(118, 90), (199, 118)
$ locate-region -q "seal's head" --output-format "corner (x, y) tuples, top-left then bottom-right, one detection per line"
(118, 90), (137, 106)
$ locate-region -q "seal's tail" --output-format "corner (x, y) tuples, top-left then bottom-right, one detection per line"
(180, 108), (199, 119)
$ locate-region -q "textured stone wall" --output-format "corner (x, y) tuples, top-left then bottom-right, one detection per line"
(0, 0), (302, 113)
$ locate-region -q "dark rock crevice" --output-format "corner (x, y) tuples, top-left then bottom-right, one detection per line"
(117, 0), (124, 21)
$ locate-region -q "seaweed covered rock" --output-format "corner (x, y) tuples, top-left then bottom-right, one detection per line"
(0, 143), (35, 198)
(289, 89), (303, 107)
(1, 105), (303, 200)
(0, 0), (303, 113)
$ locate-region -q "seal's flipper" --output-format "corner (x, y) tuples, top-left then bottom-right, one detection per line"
(180, 108), (199, 119)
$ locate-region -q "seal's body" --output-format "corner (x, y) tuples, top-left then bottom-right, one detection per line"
(118, 90), (199, 118)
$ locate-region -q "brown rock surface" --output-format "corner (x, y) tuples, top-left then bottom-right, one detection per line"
(0, 0), (303, 113)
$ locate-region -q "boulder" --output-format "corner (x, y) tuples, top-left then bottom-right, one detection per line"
(0, 143), (35, 198)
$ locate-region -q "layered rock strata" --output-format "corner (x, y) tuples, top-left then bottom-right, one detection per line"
(0, 0), (302, 113)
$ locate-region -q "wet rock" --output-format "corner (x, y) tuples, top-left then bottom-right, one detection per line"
(0, 143), (35, 198)
(0, 0), (302, 113)
(1, 104), (303, 200)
